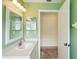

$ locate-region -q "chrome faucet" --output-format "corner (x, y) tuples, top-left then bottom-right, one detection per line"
(18, 40), (22, 47)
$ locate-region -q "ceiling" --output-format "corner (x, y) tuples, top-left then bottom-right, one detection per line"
(22, 0), (65, 3)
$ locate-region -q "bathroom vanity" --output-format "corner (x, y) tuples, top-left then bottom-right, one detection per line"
(3, 41), (38, 59)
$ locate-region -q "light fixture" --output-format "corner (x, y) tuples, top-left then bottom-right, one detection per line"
(12, 0), (26, 12)
(17, 3), (21, 8)
(22, 8), (26, 12)
(12, 0), (17, 5)
(19, 6), (23, 10)
(20, 6), (26, 12)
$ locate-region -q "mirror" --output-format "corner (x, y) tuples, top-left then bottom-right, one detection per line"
(26, 20), (36, 30)
(25, 17), (37, 38)
(5, 7), (23, 45)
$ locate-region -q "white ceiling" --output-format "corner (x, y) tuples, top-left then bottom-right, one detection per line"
(23, 0), (65, 3)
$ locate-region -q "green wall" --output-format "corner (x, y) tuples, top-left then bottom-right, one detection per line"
(24, 3), (63, 16)
(70, 0), (77, 59)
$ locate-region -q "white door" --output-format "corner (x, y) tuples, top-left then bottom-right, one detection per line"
(58, 0), (70, 59)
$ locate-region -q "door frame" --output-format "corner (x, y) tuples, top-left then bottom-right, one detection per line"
(38, 10), (59, 59)
(38, 6), (70, 59)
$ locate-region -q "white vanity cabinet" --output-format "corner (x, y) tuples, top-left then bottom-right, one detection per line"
(3, 41), (38, 59)
(30, 42), (38, 59)
(3, 56), (30, 59)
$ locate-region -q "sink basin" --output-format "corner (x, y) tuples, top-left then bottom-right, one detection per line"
(16, 42), (34, 50)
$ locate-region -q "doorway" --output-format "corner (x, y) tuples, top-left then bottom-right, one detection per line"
(40, 11), (58, 59)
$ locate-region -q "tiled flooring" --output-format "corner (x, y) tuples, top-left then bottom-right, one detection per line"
(40, 47), (58, 59)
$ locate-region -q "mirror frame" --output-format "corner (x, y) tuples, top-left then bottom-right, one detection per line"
(5, 7), (23, 45)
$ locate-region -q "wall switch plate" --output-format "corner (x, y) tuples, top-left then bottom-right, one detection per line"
(72, 22), (77, 29)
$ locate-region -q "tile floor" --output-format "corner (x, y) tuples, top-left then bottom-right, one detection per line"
(41, 58), (58, 59)
(40, 47), (58, 59)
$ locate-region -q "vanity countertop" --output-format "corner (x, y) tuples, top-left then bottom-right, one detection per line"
(3, 41), (37, 56)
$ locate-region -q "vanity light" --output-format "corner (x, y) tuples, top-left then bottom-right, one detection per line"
(22, 8), (26, 12)
(12, 0), (26, 12)
(20, 6), (26, 12)
(12, 0), (17, 5)
(19, 5), (24, 10)
(17, 3), (21, 8)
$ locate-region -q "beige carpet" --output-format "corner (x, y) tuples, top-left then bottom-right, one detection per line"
(40, 47), (58, 59)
